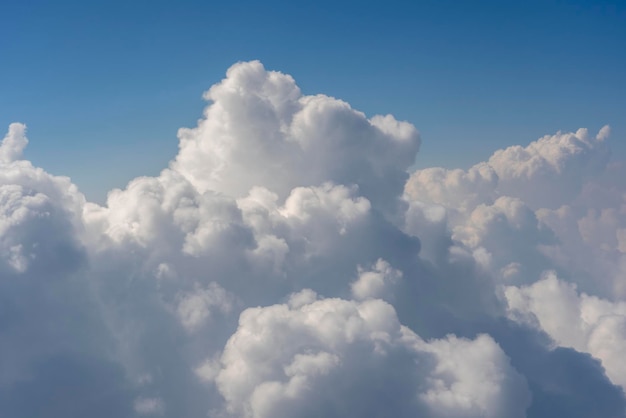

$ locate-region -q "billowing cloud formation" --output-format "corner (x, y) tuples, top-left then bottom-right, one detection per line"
(209, 291), (530, 418)
(1, 61), (624, 417)
(173, 61), (419, 217)
(506, 272), (626, 389)
(406, 126), (610, 212)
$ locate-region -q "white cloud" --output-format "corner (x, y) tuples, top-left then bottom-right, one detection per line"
(405, 126), (610, 213)
(351, 258), (402, 300)
(0, 123), (28, 163)
(210, 294), (530, 418)
(505, 272), (626, 389)
(172, 60), (420, 217)
(176, 282), (236, 332)
(418, 333), (530, 418)
(488, 127), (610, 209)
(535, 166), (626, 298)
(1, 62), (625, 417)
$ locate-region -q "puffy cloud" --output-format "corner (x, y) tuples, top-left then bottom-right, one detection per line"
(172, 60), (420, 216)
(176, 282), (236, 332)
(535, 165), (626, 298)
(209, 292), (530, 418)
(419, 333), (530, 418)
(351, 258), (402, 300)
(404, 122), (626, 414)
(405, 125), (624, 293)
(0, 122), (28, 163)
(405, 163), (498, 218)
(0, 126), (132, 417)
(405, 126), (611, 213)
(489, 127), (610, 209)
(505, 272), (626, 389)
(451, 196), (556, 284)
(2, 62), (625, 417)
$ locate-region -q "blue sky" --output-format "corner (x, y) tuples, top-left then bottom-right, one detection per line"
(1, 0), (624, 203)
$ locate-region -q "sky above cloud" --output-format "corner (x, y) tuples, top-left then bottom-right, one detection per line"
(1, 59), (625, 417)
(1, 0), (625, 203)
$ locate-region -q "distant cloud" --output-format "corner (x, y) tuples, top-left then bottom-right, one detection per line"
(134, 397), (164, 415)
(1, 61), (624, 417)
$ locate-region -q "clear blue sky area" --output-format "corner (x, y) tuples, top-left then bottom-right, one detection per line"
(1, 0), (625, 203)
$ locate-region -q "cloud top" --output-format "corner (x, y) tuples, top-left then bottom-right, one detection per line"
(0, 123), (28, 163)
(173, 61), (420, 214)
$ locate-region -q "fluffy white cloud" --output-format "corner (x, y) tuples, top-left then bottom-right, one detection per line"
(0, 126), (133, 417)
(535, 164), (626, 298)
(405, 163), (498, 218)
(405, 126), (610, 213)
(209, 292), (530, 418)
(172, 61), (420, 217)
(505, 272), (626, 389)
(351, 258), (402, 300)
(176, 282), (236, 332)
(1, 62), (625, 417)
(451, 196), (555, 284)
(0, 123), (28, 163)
(488, 127), (610, 209)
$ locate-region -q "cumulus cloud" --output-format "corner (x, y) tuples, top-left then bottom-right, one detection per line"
(172, 61), (420, 217)
(535, 164), (626, 298)
(1, 62), (625, 417)
(351, 258), (402, 300)
(0, 122), (28, 163)
(505, 272), (626, 389)
(405, 125), (611, 212)
(209, 292), (530, 418)
(488, 127), (610, 209)
(403, 121), (626, 415)
(176, 282), (236, 332)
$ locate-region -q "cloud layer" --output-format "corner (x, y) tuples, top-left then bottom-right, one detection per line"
(1, 61), (624, 417)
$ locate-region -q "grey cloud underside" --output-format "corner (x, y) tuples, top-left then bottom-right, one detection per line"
(1, 61), (625, 417)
